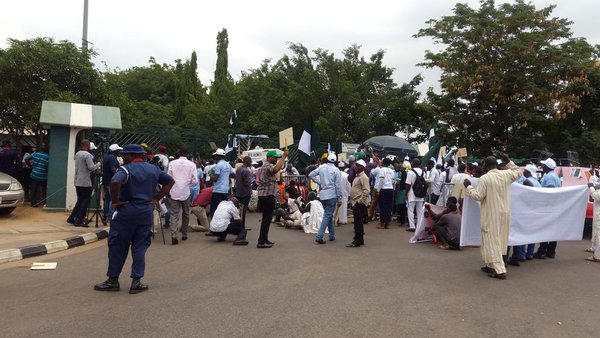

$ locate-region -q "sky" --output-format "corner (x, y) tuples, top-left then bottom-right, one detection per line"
(1, 0), (599, 95)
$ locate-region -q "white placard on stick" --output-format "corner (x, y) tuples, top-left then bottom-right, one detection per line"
(279, 127), (294, 148)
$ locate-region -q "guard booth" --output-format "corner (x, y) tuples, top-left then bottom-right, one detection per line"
(39, 100), (122, 211)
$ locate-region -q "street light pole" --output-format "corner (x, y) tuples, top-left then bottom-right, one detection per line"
(82, 0), (89, 53)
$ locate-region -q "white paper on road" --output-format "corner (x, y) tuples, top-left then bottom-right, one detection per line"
(30, 262), (57, 270)
(460, 181), (588, 246)
(409, 204), (445, 243)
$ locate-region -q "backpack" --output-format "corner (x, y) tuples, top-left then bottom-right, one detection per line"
(411, 169), (427, 198)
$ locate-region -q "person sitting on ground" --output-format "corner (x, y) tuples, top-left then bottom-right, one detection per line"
(208, 197), (248, 245)
(426, 196), (458, 222)
(300, 192), (324, 234)
(190, 186), (213, 232)
(433, 201), (461, 250)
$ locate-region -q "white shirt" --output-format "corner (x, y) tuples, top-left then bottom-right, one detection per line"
(209, 200), (240, 233)
(167, 156), (197, 201)
(406, 167), (425, 202)
(376, 167), (395, 190)
(427, 168), (442, 195)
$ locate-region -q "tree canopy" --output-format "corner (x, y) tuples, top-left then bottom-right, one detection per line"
(416, 0), (599, 159)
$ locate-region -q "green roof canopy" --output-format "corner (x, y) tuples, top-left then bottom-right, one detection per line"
(39, 100), (122, 130)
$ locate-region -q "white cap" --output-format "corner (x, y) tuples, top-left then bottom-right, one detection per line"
(327, 153), (337, 162)
(251, 161), (258, 165)
(403, 161), (411, 168)
(89, 142), (97, 150)
(356, 159), (367, 167)
(525, 164), (537, 176)
(472, 162), (479, 167)
(541, 158), (557, 169)
(109, 144), (123, 152)
(213, 148), (226, 156)
(338, 161), (346, 168)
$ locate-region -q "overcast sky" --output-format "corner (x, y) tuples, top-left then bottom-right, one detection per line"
(2, 0), (599, 94)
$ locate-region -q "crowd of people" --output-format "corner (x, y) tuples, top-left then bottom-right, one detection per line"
(3, 138), (600, 291)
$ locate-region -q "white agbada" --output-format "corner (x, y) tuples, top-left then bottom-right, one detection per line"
(465, 161), (521, 274)
(589, 187), (600, 260)
(334, 171), (351, 224)
(301, 200), (325, 234)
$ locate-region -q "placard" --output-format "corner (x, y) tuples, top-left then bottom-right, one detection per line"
(456, 147), (468, 158)
(209, 142), (218, 151)
(279, 127), (294, 148)
(337, 153), (347, 162)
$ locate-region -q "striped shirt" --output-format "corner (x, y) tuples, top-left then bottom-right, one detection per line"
(30, 151), (49, 181)
(257, 162), (277, 197)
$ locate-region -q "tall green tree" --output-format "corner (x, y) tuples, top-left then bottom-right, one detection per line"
(210, 28), (235, 129)
(416, 0), (597, 157)
(0, 37), (104, 145)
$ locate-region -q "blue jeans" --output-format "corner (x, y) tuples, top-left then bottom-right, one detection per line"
(103, 185), (112, 218)
(526, 243), (536, 259)
(317, 198), (337, 241)
(511, 245), (526, 260)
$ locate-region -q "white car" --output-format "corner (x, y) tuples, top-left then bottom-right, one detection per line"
(0, 172), (24, 215)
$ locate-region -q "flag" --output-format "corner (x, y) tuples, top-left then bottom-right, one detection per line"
(224, 134), (234, 154)
(298, 116), (321, 170)
(229, 110), (238, 126)
(420, 128), (442, 169)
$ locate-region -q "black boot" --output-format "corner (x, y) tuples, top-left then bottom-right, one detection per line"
(94, 277), (120, 291)
(129, 278), (149, 294)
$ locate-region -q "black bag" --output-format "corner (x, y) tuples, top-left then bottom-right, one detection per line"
(411, 169), (427, 198)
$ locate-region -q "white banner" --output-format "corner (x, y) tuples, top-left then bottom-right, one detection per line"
(460, 180), (588, 246)
(409, 204), (445, 243)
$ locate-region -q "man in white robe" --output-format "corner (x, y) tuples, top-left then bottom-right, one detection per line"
(334, 162), (351, 224)
(464, 154), (521, 280)
(586, 182), (600, 263)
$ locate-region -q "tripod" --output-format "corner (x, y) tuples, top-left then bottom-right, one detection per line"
(87, 146), (107, 227)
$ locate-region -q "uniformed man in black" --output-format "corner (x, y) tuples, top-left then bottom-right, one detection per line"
(94, 144), (174, 294)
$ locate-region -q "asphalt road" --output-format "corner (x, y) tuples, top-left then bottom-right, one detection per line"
(1, 213), (598, 338)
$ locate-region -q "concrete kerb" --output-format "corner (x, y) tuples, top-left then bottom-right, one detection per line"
(0, 229), (108, 264)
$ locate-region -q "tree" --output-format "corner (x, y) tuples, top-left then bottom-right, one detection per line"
(0, 37), (104, 145)
(210, 28), (235, 130)
(416, 0), (597, 157)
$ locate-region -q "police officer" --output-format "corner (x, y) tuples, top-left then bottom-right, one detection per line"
(94, 144), (174, 294)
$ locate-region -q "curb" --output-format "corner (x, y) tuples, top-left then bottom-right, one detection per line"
(0, 229), (108, 264)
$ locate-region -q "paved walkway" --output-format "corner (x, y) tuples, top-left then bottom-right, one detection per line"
(0, 204), (108, 251)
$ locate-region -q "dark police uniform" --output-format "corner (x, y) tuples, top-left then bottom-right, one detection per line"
(106, 160), (173, 279)
(94, 143), (174, 294)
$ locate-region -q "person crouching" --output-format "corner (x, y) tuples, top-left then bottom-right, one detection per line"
(209, 197), (248, 246)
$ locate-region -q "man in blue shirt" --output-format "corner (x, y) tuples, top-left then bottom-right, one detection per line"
(94, 144), (174, 294)
(102, 144), (122, 219)
(29, 145), (49, 207)
(535, 158), (561, 259)
(209, 148), (234, 217)
(309, 153), (342, 244)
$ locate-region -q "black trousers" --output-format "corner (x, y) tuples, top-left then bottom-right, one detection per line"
(236, 194), (250, 228)
(430, 194), (440, 205)
(396, 203), (407, 224)
(258, 195), (275, 244)
(210, 192), (229, 218)
(352, 203), (367, 245)
(537, 241), (557, 256)
(215, 220), (247, 241)
(68, 186), (93, 223)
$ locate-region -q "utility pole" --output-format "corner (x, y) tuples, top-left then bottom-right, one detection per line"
(82, 0), (89, 53)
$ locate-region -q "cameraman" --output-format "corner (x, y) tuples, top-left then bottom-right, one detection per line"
(67, 139), (101, 227)
(103, 144), (122, 220)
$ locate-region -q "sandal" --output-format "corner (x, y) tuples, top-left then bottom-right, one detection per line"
(585, 256), (600, 263)
(584, 248), (594, 253)
(480, 266), (495, 273)
(489, 272), (507, 280)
